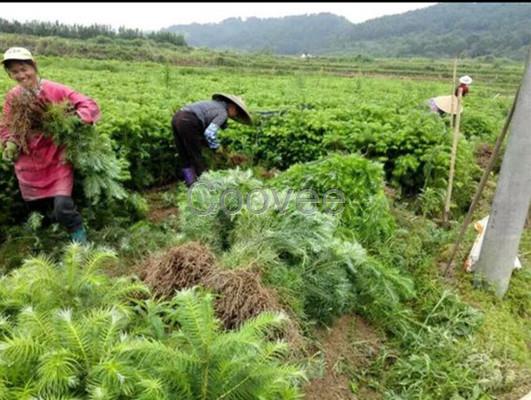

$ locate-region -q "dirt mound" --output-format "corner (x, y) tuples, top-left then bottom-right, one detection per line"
(140, 242), (294, 333)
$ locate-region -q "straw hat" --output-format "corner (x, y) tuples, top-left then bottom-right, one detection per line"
(433, 95), (463, 115)
(212, 93), (252, 125)
(2, 47), (34, 64)
(459, 75), (473, 85)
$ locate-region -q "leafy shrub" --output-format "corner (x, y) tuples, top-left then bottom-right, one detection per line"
(272, 153), (395, 247)
(460, 110), (498, 140)
(222, 109), (328, 170)
(323, 110), (479, 213)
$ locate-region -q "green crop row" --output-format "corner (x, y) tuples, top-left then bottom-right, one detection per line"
(0, 56), (513, 227)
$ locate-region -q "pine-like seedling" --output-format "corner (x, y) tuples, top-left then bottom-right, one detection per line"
(0, 243), (148, 314)
(41, 101), (130, 204)
(0, 245), (305, 399)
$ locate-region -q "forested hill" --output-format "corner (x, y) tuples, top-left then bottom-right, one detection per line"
(166, 3), (531, 59)
(167, 13), (352, 55)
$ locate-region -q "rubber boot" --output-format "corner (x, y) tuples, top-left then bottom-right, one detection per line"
(71, 226), (88, 245)
(182, 167), (198, 187)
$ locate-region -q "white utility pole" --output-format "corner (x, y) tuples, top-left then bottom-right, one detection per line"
(474, 48), (531, 297)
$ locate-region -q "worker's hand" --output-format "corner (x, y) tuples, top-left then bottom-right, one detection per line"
(2, 141), (19, 163)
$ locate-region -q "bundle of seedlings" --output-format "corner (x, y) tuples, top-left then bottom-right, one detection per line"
(272, 153), (396, 248)
(0, 89), (44, 155)
(202, 267), (282, 330)
(140, 241), (216, 297)
(140, 241), (289, 331)
(178, 168), (264, 252)
(178, 169), (414, 328)
(40, 100), (130, 204)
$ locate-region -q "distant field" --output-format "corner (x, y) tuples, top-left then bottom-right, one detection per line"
(0, 32), (524, 93)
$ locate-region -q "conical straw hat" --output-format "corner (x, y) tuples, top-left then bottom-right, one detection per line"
(212, 93), (252, 125)
(433, 95), (463, 115)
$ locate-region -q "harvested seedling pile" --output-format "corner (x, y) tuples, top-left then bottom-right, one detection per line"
(0, 90), (43, 154)
(203, 267), (282, 329)
(141, 241), (284, 330)
(141, 241), (216, 297)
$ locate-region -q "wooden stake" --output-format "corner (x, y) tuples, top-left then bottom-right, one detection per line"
(450, 58), (458, 131)
(443, 89), (463, 225)
(444, 86), (519, 276)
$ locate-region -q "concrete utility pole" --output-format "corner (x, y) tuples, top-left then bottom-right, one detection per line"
(474, 48), (531, 297)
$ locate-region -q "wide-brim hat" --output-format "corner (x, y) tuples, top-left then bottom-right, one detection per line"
(459, 75), (473, 85)
(2, 47), (34, 64)
(433, 95), (463, 115)
(212, 93), (252, 125)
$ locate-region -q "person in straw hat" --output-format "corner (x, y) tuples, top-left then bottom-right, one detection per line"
(428, 75), (473, 116)
(0, 47), (101, 244)
(171, 93), (252, 186)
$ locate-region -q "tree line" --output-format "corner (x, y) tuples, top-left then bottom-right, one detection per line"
(0, 18), (187, 47)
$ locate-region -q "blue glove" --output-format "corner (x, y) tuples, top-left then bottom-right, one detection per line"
(204, 123), (220, 149)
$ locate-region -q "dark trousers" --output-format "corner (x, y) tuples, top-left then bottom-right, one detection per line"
(171, 110), (210, 176)
(26, 196), (83, 233)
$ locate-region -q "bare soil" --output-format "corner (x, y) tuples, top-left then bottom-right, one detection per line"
(475, 142), (495, 170)
(143, 183), (180, 223)
(303, 314), (383, 400)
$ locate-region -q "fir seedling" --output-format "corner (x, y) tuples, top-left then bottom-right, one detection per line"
(40, 101), (130, 204)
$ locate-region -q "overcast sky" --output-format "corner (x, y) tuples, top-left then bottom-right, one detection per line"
(1, 2), (436, 31)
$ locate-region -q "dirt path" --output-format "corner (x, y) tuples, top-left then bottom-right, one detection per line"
(143, 183), (180, 223)
(303, 314), (384, 400)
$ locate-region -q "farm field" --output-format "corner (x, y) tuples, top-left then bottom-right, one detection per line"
(0, 55), (529, 399)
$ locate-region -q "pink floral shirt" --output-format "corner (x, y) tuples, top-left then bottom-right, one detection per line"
(1, 79), (101, 200)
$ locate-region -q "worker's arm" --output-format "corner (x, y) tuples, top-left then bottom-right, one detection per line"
(204, 123), (220, 149)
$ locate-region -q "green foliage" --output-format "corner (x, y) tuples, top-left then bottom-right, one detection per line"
(179, 168), (263, 252)
(0, 243), (147, 313)
(159, 288), (306, 400)
(93, 219), (181, 264)
(0, 159), (23, 228)
(179, 169), (413, 326)
(223, 108), (329, 169)
(367, 291), (504, 400)
(0, 18), (186, 47)
(0, 53), (525, 399)
(273, 153), (395, 246)
(0, 246), (305, 398)
(225, 106), (480, 217)
(41, 101), (130, 204)
(105, 105), (177, 189)
(460, 110), (499, 140)
(0, 55), (511, 227)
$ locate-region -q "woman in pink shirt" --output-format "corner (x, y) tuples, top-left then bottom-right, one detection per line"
(0, 47), (101, 244)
